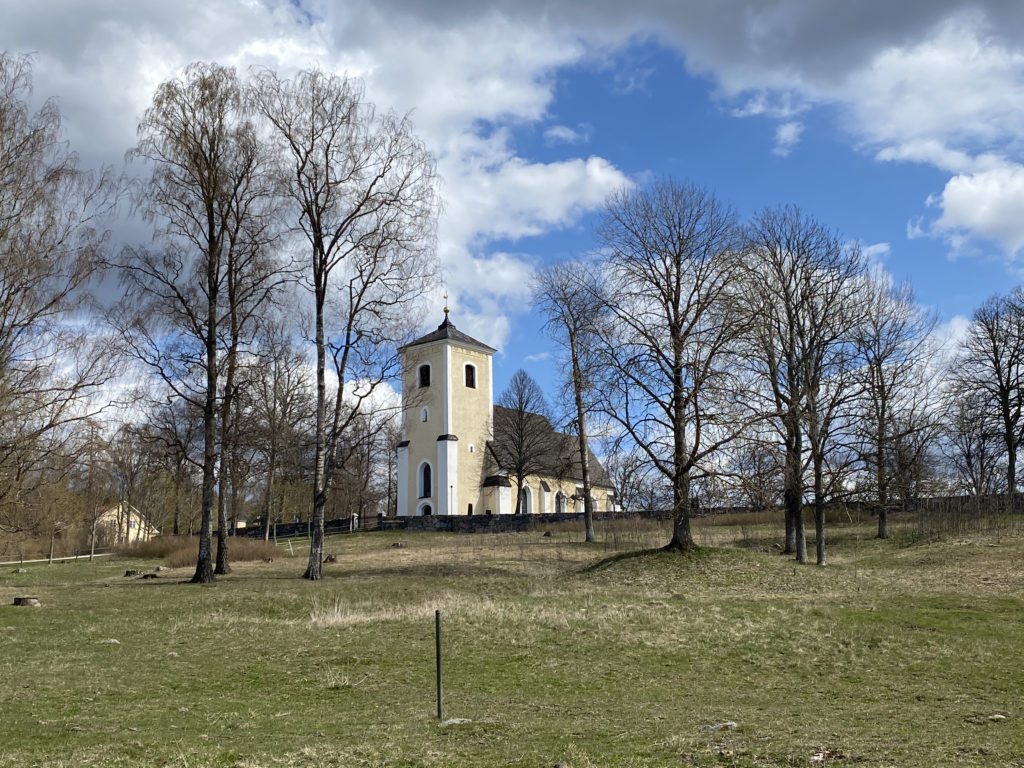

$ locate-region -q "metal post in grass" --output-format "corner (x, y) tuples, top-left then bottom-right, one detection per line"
(435, 609), (443, 720)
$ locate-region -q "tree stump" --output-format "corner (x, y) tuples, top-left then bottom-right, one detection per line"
(13, 597), (41, 607)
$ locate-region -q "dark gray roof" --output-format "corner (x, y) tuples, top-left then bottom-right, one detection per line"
(486, 405), (614, 489)
(400, 314), (497, 354)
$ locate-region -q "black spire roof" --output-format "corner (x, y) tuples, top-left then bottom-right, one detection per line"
(400, 313), (497, 354)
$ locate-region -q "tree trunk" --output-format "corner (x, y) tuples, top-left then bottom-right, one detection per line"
(214, 460), (230, 574)
(304, 485), (325, 580)
(263, 432), (278, 541)
(215, 329), (240, 574)
(305, 278), (328, 581)
(1006, 443), (1016, 514)
(783, 423), (801, 555)
(877, 507), (889, 539)
(794, 506), (807, 563)
(190, 252), (219, 585)
(215, 489), (231, 573)
(172, 471), (181, 536)
(814, 457), (826, 566)
(569, 339), (596, 543)
(664, 468), (695, 552)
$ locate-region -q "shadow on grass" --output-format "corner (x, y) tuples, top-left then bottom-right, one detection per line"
(171, 561), (530, 583)
(581, 546), (685, 573)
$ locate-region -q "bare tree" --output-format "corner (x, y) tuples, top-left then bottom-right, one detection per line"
(727, 431), (784, 512)
(533, 261), (602, 541)
(248, 318), (314, 539)
(0, 54), (119, 533)
(142, 394), (203, 536)
(73, 419), (114, 560)
(252, 68), (439, 580)
(210, 121), (283, 575)
(803, 337), (861, 566)
(491, 369), (554, 515)
(742, 205), (864, 563)
(853, 275), (938, 538)
(118, 63), (266, 582)
(953, 290), (1024, 510)
(599, 436), (669, 515)
(595, 180), (745, 551)
(942, 383), (1005, 497)
(105, 424), (147, 542)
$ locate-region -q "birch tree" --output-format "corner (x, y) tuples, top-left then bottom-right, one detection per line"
(252, 68), (439, 580)
(119, 63), (267, 583)
(533, 261), (602, 541)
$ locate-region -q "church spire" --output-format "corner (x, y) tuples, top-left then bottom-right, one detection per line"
(440, 291), (452, 327)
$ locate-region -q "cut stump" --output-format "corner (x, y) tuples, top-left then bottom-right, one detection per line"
(13, 597), (41, 607)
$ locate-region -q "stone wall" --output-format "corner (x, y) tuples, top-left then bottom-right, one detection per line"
(401, 511), (631, 533)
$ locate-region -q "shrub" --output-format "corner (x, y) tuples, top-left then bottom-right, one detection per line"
(119, 535), (279, 567)
(116, 535), (195, 559)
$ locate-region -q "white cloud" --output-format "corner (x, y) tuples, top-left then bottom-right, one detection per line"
(932, 313), (972, 362)
(3, 0), (635, 356)
(931, 163), (1024, 257)
(10, 0), (1024, 318)
(772, 121), (803, 156)
(861, 242), (892, 274)
(544, 124), (592, 145)
(844, 15), (1024, 156)
(730, 91), (806, 120)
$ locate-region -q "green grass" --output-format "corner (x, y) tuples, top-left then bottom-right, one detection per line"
(0, 519), (1022, 767)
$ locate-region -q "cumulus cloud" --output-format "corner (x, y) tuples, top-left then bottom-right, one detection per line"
(772, 121), (803, 156)
(8, 0), (1024, 308)
(3, 0), (635, 352)
(931, 163), (1024, 257)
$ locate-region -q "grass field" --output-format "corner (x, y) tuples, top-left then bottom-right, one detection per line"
(1, 516), (1022, 767)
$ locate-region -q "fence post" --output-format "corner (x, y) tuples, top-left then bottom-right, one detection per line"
(435, 609), (443, 720)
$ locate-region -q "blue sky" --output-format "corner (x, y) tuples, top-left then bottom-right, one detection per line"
(6, 0), (1024, 413)
(481, 36), (1011, 402)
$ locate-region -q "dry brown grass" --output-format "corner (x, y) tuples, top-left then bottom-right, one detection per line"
(118, 534), (278, 567)
(5, 523), (1024, 767)
(116, 534), (194, 558)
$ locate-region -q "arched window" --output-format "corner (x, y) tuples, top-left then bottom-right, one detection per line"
(419, 462), (432, 499)
(555, 491), (566, 515)
(420, 504), (433, 516)
(519, 485), (532, 514)
(465, 363), (476, 388)
(468, 444), (475, 453)
(420, 406), (429, 422)
(418, 364), (431, 388)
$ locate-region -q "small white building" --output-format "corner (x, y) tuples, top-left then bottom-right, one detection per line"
(95, 502), (159, 544)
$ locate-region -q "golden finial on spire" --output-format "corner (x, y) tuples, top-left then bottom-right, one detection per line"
(443, 291), (449, 316)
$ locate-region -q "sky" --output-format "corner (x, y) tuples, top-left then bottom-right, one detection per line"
(6, 0), (1024, 415)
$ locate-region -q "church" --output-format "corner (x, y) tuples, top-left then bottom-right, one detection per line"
(395, 311), (617, 517)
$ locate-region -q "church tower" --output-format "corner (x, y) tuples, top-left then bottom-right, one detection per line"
(396, 311), (496, 516)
